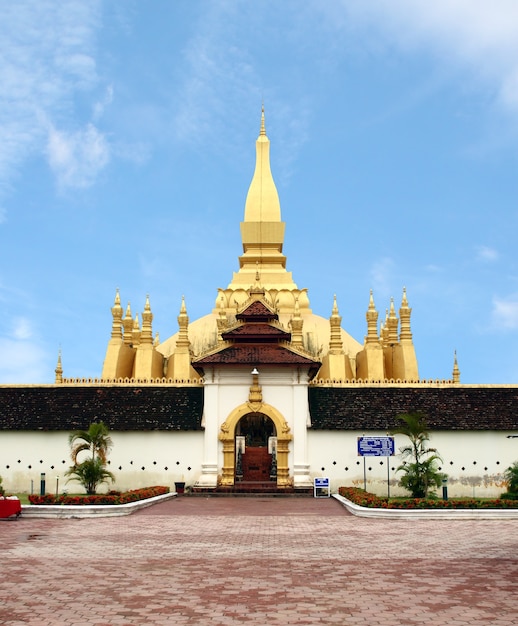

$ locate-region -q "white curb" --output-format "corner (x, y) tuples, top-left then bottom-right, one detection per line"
(333, 494), (518, 520)
(20, 492), (177, 519)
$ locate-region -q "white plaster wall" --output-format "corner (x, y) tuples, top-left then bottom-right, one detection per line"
(308, 430), (518, 498)
(0, 431), (204, 494)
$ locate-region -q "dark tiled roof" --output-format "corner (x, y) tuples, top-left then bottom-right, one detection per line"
(195, 344), (319, 366)
(0, 386), (204, 431)
(236, 300), (278, 321)
(308, 386), (518, 431)
(222, 323), (291, 342)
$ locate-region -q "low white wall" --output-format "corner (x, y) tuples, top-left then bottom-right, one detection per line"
(308, 430), (517, 498)
(0, 431), (204, 494)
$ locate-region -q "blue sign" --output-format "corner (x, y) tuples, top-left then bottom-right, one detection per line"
(314, 477), (330, 498)
(314, 477), (330, 487)
(357, 436), (395, 457)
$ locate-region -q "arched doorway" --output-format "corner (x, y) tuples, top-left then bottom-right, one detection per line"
(235, 412), (276, 482)
(219, 403), (292, 487)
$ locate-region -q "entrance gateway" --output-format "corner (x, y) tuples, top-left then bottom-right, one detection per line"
(218, 402), (292, 488)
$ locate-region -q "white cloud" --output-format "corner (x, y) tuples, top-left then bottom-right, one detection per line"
(337, 0), (518, 116)
(171, 4), (311, 175)
(476, 245), (499, 262)
(492, 294), (518, 329)
(0, 316), (48, 383)
(12, 318), (33, 341)
(47, 123), (110, 190)
(0, 1), (103, 211)
(93, 85), (114, 122)
(370, 257), (395, 299)
(0, 338), (49, 384)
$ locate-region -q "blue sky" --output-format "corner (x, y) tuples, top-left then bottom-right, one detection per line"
(1, 0), (518, 384)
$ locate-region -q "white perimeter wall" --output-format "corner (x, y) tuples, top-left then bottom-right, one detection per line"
(0, 431), (204, 494)
(308, 430), (518, 498)
(2, 428), (517, 497)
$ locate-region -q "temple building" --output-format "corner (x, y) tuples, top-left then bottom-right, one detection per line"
(0, 110), (516, 497)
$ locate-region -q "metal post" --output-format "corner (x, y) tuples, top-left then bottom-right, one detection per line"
(40, 472), (46, 496)
(387, 460), (390, 499)
(363, 457), (367, 491)
(442, 478), (448, 501)
(55, 476), (59, 497)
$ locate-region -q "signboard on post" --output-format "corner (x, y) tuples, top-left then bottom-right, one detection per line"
(357, 436), (395, 457)
(357, 436), (395, 497)
(314, 477), (330, 498)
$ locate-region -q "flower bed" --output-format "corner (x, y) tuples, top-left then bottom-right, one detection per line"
(338, 486), (518, 509)
(28, 486), (169, 505)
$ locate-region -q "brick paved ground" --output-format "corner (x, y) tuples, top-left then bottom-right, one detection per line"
(1, 496), (517, 625)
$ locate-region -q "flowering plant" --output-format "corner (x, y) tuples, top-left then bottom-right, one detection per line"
(338, 486), (518, 509)
(28, 485), (169, 505)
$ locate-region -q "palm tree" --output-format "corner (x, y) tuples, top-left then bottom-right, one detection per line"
(504, 461), (518, 496)
(69, 421), (113, 465)
(66, 458), (115, 496)
(391, 412), (446, 498)
(65, 421), (114, 495)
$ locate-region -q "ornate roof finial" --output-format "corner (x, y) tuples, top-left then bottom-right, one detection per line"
(260, 103), (266, 136)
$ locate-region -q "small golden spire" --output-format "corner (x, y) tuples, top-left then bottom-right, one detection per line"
(110, 289), (123, 340)
(141, 295), (153, 345)
(453, 350), (461, 383)
(290, 295), (304, 347)
(365, 290), (379, 344)
(176, 296), (190, 350)
(329, 295), (343, 354)
(399, 288), (413, 342)
(123, 302), (133, 345)
(55, 349), (63, 384)
(387, 297), (398, 344)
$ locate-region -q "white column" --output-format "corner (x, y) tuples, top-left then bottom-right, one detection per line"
(292, 373), (312, 488)
(194, 377), (219, 488)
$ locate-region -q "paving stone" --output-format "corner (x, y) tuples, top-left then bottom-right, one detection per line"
(1, 497), (517, 625)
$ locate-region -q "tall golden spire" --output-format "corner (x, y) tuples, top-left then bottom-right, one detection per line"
(244, 105), (281, 223)
(227, 107), (297, 298)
